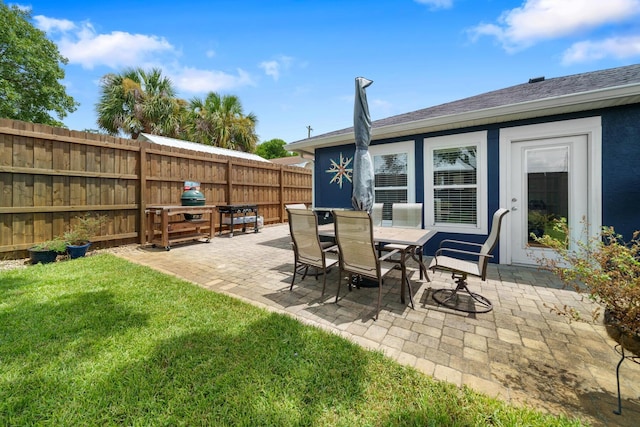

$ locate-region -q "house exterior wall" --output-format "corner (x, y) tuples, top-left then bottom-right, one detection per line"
(313, 103), (640, 263)
(601, 104), (640, 239)
(314, 144), (357, 209)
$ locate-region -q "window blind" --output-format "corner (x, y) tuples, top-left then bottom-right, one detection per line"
(433, 146), (477, 225)
(374, 153), (408, 221)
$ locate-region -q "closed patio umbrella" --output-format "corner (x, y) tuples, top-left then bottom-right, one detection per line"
(351, 77), (374, 212)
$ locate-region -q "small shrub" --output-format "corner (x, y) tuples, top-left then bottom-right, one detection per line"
(63, 214), (107, 245)
(30, 237), (68, 253)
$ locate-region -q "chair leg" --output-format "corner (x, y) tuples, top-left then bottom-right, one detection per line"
(290, 261), (298, 291)
(418, 248), (424, 280)
(375, 277), (383, 320)
(321, 267), (327, 299)
(301, 265), (310, 281)
(335, 268), (343, 303)
(413, 246), (430, 282)
(405, 275), (414, 309)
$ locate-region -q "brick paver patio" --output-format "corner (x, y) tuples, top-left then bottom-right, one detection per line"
(114, 224), (640, 426)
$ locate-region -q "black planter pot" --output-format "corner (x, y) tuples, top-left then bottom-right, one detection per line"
(605, 309), (640, 356)
(28, 248), (59, 264)
(67, 242), (91, 259)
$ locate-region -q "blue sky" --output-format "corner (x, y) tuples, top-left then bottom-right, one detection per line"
(21, 0), (640, 144)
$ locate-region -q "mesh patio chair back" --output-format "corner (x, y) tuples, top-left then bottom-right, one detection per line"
(478, 208), (509, 278)
(392, 203), (423, 228)
(285, 203), (307, 210)
(333, 210), (379, 278)
(287, 208), (338, 297)
(371, 203), (384, 227)
(288, 208), (323, 266)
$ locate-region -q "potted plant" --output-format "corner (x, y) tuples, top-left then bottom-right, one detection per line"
(28, 237), (67, 264)
(533, 218), (640, 356)
(63, 213), (106, 259)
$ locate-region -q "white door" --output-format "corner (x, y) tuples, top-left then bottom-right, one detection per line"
(509, 135), (588, 265)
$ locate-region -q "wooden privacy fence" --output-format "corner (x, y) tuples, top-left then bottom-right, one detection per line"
(0, 119), (312, 259)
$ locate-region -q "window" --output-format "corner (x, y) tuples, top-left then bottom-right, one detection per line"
(424, 132), (487, 234)
(370, 141), (415, 223)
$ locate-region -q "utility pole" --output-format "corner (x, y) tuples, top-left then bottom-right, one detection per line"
(306, 125), (313, 138)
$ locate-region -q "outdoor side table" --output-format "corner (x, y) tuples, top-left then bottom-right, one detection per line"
(145, 205), (216, 250)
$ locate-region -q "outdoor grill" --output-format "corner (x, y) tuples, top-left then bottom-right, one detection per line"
(181, 187), (205, 220)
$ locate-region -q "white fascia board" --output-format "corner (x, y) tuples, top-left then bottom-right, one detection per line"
(376, 84), (640, 138)
(287, 83), (640, 152)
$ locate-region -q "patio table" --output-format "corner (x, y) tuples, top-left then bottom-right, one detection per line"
(318, 223), (436, 304)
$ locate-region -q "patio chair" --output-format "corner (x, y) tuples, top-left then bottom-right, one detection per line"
(371, 203), (384, 226)
(285, 203), (307, 210)
(429, 208), (509, 313)
(381, 203), (427, 280)
(286, 204), (335, 250)
(392, 203), (423, 228)
(287, 208), (339, 298)
(333, 210), (408, 320)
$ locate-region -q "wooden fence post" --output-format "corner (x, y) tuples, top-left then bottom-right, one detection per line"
(139, 144), (147, 244)
(227, 160), (233, 205)
(279, 166), (284, 222)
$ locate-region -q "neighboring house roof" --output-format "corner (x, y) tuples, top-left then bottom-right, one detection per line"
(269, 156), (312, 168)
(140, 133), (269, 163)
(286, 63), (640, 155)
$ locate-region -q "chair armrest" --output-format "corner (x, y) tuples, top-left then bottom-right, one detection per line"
(439, 239), (483, 249)
(435, 247), (494, 259)
(322, 245), (339, 253)
(379, 249), (400, 261)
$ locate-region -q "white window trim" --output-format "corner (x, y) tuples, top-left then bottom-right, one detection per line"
(424, 131), (488, 234)
(370, 140), (415, 203)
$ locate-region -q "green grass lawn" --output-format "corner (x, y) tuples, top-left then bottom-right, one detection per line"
(0, 255), (586, 426)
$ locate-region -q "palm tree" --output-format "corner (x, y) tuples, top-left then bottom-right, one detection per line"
(186, 92), (258, 152)
(96, 68), (181, 139)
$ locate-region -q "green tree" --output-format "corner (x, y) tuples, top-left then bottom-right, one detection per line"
(255, 138), (296, 159)
(0, 3), (78, 126)
(96, 67), (182, 139)
(186, 92), (258, 152)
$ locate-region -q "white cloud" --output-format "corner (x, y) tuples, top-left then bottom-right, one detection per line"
(562, 36), (640, 64)
(469, 0), (640, 52)
(259, 55), (293, 80)
(172, 67), (255, 93)
(414, 0), (453, 9)
(205, 49), (216, 58)
(259, 60), (280, 80)
(371, 99), (392, 109)
(35, 18), (176, 69)
(32, 13), (257, 93)
(33, 15), (76, 32)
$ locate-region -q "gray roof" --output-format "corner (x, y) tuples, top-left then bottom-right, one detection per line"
(288, 63), (640, 152)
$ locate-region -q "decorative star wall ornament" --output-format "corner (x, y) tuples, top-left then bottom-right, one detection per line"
(326, 153), (353, 188)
